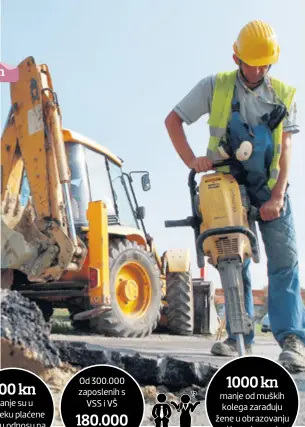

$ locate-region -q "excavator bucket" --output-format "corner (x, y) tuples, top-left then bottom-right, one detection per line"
(1, 216), (37, 269)
(1, 56), (87, 282)
(0, 192), (54, 279)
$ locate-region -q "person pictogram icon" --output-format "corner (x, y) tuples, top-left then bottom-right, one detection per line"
(152, 393), (172, 427)
(170, 393), (200, 427)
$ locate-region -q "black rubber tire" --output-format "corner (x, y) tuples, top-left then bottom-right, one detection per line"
(166, 270), (194, 335)
(90, 238), (163, 337)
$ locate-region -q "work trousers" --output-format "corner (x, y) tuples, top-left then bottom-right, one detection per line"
(225, 193), (305, 345)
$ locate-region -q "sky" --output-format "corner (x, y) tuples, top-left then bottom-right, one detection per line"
(1, 0), (305, 290)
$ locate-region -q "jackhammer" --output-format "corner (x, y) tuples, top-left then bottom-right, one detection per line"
(165, 160), (261, 357)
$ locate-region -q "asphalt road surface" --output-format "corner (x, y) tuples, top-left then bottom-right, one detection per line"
(51, 333), (305, 426)
(53, 333), (282, 363)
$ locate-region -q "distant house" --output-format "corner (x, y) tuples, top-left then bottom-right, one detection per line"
(214, 288), (265, 321)
(214, 288), (305, 325)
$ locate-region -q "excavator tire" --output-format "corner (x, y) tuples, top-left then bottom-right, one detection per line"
(90, 238), (162, 337)
(165, 270), (194, 335)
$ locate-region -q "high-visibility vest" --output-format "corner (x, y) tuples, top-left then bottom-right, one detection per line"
(207, 70), (296, 189)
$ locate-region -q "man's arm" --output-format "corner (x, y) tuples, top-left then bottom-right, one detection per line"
(166, 404), (172, 418)
(272, 95), (299, 200)
(151, 405), (157, 418)
(164, 111), (214, 172)
(164, 75), (216, 172)
(271, 131), (292, 201)
(260, 131), (292, 221)
(164, 111), (196, 167)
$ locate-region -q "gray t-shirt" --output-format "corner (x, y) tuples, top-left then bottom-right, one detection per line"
(174, 72), (299, 134)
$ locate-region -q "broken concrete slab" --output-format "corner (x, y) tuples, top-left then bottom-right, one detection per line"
(0, 288), (218, 392)
(55, 340), (218, 390)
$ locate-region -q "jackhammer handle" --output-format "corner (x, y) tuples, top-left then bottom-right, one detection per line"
(164, 217), (194, 228)
(248, 206), (261, 221)
(188, 159), (234, 184)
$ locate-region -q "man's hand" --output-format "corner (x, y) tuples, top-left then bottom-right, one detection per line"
(189, 156), (214, 173)
(259, 195), (284, 221)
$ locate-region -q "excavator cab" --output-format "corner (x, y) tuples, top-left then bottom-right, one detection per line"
(64, 140), (145, 230)
(17, 137), (148, 234)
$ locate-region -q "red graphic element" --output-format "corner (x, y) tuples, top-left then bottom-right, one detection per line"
(0, 62), (19, 82)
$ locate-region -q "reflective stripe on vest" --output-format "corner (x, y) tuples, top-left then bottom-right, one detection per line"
(207, 70), (296, 188)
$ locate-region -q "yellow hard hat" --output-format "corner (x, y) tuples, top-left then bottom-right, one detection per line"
(233, 20), (280, 66)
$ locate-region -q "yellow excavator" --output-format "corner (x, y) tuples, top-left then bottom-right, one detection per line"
(1, 56), (194, 338)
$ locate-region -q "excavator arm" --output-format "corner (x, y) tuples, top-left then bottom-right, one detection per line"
(1, 56), (87, 283)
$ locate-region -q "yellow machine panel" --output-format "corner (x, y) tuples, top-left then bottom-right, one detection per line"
(198, 172), (252, 265)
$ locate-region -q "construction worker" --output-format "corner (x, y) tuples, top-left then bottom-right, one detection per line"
(165, 20), (305, 371)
